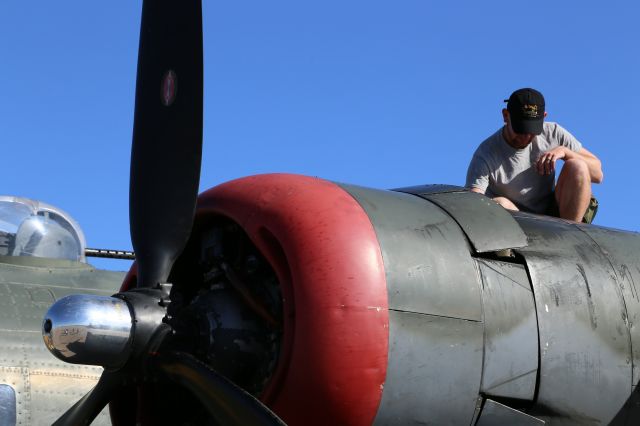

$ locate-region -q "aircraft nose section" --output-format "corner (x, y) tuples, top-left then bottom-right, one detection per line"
(42, 294), (134, 368)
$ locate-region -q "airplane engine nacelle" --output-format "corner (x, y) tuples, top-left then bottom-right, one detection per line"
(179, 173), (390, 425)
(117, 173), (640, 426)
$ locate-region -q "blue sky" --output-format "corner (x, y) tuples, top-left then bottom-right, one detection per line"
(1, 1), (639, 271)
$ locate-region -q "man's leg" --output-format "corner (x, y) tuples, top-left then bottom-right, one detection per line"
(493, 197), (519, 211)
(555, 159), (591, 222)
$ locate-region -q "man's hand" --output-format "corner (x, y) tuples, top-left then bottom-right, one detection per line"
(536, 146), (567, 175)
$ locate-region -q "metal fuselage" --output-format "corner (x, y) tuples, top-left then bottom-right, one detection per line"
(0, 256), (124, 425)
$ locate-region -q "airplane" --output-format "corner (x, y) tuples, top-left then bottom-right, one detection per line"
(0, 195), (127, 425)
(2, 1), (639, 425)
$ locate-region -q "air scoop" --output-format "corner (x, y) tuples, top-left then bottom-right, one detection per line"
(42, 295), (134, 368)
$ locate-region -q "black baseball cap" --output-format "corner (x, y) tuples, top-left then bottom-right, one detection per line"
(505, 88), (545, 135)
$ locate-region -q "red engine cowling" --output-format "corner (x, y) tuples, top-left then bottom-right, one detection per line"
(119, 173), (389, 425)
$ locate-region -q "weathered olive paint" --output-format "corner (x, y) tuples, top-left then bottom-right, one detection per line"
(343, 184), (640, 425)
(394, 185), (527, 253)
(476, 259), (538, 400)
(0, 256), (124, 425)
(514, 212), (633, 425)
(577, 225), (640, 385)
(341, 184), (484, 425)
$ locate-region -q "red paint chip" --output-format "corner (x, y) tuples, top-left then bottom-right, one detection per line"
(161, 70), (177, 106)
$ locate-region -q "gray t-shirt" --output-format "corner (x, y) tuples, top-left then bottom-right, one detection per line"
(466, 122), (582, 213)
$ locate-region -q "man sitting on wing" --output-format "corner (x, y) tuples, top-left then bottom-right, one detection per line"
(466, 88), (602, 223)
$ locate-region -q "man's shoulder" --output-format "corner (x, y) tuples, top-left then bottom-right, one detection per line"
(476, 127), (503, 150)
(541, 121), (569, 138)
(474, 127), (505, 157)
(540, 121), (581, 149)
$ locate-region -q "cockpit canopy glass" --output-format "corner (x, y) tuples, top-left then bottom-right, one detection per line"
(0, 196), (86, 262)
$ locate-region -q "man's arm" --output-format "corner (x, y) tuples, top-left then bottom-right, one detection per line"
(570, 147), (603, 183)
(536, 146), (603, 183)
(466, 152), (490, 194)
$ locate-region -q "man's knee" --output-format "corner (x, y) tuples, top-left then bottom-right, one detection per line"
(493, 196), (519, 211)
(561, 159), (590, 183)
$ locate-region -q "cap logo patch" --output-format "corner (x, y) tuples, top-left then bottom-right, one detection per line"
(161, 70), (177, 107)
(522, 104), (539, 118)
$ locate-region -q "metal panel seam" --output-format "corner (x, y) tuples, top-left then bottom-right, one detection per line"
(2, 281), (115, 292)
(403, 194), (478, 253)
(388, 308), (482, 323)
(476, 260), (533, 292)
(483, 368), (538, 392)
(475, 258), (488, 403)
(513, 250), (543, 405)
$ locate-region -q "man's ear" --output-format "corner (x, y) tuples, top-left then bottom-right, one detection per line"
(502, 108), (509, 124)
(544, 111), (548, 118)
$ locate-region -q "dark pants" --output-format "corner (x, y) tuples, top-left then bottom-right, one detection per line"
(546, 195), (599, 224)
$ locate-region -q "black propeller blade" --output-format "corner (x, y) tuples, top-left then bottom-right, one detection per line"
(52, 372), (122, 426)
(155, 351), (287, 426)
(130, 0), (203, 288)
(50, 2), (287, 425)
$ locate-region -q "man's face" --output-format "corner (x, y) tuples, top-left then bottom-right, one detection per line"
(502, 109), (536, 149)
